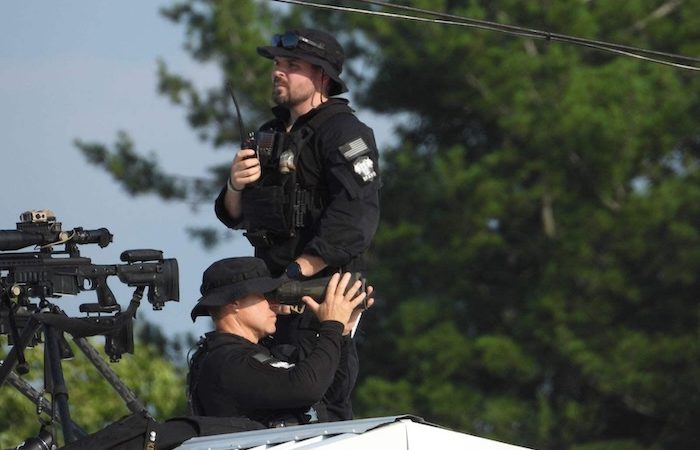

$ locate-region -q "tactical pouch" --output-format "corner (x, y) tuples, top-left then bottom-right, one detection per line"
(242, 173), (297, 240)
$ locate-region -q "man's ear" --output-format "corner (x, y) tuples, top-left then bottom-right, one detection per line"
(224, 302), (239, 313)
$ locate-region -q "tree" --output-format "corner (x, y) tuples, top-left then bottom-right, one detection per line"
(348, 2), (700, 449)
(0, 330), (189, 448)
(75, 1), (700, 449)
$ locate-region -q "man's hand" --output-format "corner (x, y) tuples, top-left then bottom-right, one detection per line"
(302, 273), (367, 327)
(229, 148), (261, 191)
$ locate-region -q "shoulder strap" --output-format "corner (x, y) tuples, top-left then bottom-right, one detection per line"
(186, 337), (210, 416)
(306, 102), (354, 132)
(251, 350), (274, 364)
(291, 102), (354, 154)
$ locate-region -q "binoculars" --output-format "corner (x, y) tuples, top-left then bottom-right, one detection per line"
(268, 273), (369, 309)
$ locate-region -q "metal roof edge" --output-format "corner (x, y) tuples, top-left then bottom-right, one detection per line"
(174, 415), (426, 450)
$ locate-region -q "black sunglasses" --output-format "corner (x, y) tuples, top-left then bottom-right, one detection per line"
(272, 32), (326, 52)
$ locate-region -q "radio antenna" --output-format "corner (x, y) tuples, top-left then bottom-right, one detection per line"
(226, 83), (247, 148)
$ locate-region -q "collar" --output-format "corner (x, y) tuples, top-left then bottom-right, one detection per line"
(271, 98), (350, 131)
(205, 330), (258, 351)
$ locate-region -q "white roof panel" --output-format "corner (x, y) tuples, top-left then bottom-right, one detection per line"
(174, 416), (534, 450)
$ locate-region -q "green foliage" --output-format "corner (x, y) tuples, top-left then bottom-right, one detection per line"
(0, 334), (187, 448)
(76, 131), (190, 200)
(76, 1), (700, 449)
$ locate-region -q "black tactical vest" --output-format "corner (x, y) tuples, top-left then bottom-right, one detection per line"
(241, 102), (354, 250)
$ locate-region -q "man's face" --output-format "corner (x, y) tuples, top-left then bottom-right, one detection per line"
(234, 293), (278, 340)
(271, 56), (322, 107)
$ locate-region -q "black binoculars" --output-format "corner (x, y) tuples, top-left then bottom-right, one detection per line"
(267, 273), (369, 309)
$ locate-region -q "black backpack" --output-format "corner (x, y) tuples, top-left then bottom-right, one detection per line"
(60, 413), (265, 450)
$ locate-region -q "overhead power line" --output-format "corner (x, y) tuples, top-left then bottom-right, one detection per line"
(271, 0), (700, 72)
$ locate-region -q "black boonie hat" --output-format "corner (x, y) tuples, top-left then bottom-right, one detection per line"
(190, 257), (285, 321)
(257, 28), (348, 96)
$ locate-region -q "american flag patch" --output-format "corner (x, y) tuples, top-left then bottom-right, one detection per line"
(338, 137), (370, 160)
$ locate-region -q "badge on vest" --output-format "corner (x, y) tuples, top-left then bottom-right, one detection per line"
(339, 137), (376, 183)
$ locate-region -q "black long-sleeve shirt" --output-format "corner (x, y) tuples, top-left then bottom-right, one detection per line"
(189, 321), (354, 425)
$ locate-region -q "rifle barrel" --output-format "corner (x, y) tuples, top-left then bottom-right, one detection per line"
(0, 230), (44, 251)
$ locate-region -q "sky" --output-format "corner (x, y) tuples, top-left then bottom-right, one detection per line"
(0, 2), (393, 346)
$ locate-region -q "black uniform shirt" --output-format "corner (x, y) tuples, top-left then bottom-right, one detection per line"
(190, 321), (352, 424)
(215, 98), (380, 275)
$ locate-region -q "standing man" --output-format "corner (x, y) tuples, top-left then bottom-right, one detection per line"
(213, 29), (381, 419)
(215, 28), (380, 279)
(188, 257), (372, 427)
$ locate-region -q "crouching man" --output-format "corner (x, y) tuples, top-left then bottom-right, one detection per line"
(187, 257), (372, 427)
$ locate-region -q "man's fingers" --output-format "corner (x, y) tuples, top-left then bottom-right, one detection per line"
(301, 295), (321, 313)
(232, 151), (261, 179)
(232, 165), (261, 189)
(335, 272), (353, 297)
(312, 274), (374, 323)
(270, 304), (292, 315)
(323, 273), (341, 303)
(234, 160), (261, 177)
(343, 279), (363, 300)
(349, 290), (367, 308)
(354, 285), (374, 310)
(235, 149), (257, 160)
(236, 157), (260, 171)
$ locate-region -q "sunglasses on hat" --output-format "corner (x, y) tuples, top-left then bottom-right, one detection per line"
(272, 32), (326, 52)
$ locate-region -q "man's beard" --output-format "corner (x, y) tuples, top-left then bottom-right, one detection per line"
(272, 82), (314, 108)
(272, 88), (290, 107)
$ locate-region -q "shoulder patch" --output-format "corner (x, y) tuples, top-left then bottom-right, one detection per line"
(353, 156), (377, 183)
(269, 360), (295, 369)
(252, 351), (296, 369)
(339, 137), (370, 161)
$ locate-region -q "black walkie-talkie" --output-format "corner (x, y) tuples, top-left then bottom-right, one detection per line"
(226, 83), (284, 169)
